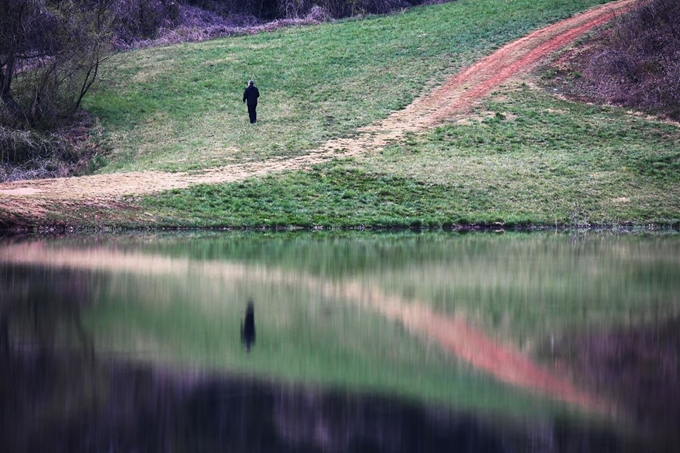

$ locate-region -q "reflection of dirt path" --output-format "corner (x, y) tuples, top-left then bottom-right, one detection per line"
(0, 0), (636, 221)
(336, 283), (608, 412)
(0, 242), (608, 413)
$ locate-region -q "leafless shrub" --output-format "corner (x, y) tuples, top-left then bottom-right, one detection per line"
(421, 0), (452, 5)
(118, 3), (335, 49)
(0, 161), (70, 182)
(1, 0), (114, 130)
(278, 0), (310, 19)
(305, 4), (331, 21)
(588, 51), (638, 83)
(0, 125), (78, 182)
(111, 0), (181, 44)
(310, 0), (411, 19)
(585, 0), (680, 119)
(0, 126), (76, 163)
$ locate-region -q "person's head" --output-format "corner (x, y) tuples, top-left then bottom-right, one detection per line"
(248, 80), (254, 86)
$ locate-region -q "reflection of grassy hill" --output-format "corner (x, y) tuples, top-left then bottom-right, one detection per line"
(93, 231), (680, 345)
(86, 0), (609, 173)
(76, 232), (680, 417)
(85, 270), (564, 418)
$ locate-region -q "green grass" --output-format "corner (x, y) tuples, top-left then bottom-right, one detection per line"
(141, 84), (680, 227)
(85, 0), (611, 173)
(145, 164), (482, 228)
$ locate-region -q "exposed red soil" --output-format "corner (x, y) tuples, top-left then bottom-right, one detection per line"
(426, 0), (637, 122)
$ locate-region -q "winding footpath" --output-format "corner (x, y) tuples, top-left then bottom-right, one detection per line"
(0, 0), (636, 222)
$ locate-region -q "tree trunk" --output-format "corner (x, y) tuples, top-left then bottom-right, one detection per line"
(0, 59), (28, 126)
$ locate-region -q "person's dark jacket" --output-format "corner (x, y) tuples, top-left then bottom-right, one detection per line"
(243, 85), (259, 106)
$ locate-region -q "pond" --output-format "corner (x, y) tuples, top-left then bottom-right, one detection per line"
(1, 231), (679, 452)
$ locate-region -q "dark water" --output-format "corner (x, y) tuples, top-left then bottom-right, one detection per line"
(0, 350), (642, 453)
(1, 231), (679, 452)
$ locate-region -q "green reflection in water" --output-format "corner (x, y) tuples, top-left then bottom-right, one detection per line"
(84, 231), (680, 346)
(2, 231), (679, 420)
(87, 263), (530, 415)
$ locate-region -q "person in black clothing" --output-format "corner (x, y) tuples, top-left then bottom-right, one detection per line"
(242, 80), (260, 123)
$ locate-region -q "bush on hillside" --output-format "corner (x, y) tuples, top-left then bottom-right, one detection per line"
(562, 0), (680, 120)
(0, 0), (115, 181)
(278, 0), (411, 20)
(0, 0), (114, 130)
(112, 0), (181, 44)
(182, 0), (409, 22)
(0, 126), (79, 182)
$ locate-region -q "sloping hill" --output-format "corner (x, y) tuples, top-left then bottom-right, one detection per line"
(0, 0), (640, 228)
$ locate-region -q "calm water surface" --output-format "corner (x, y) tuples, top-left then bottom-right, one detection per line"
(1, 231), (679, 452)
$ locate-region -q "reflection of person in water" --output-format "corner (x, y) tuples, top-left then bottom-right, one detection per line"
(241, 300), (256, 352)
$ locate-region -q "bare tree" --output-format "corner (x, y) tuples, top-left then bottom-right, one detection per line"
(0, 0), (114, 130)
(586, 0), (680, 119)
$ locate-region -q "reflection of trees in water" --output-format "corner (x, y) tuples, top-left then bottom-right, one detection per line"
(563, 317), (680, 448)
(0, 350), (640, 452)
(0, 266), (95, 358)
(272, 390), (522, 452)
(0, 265), (100, 451)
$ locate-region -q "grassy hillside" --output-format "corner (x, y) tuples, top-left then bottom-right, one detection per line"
(86, 0), (610, 173)
(76, 0), (680, 229)
(142, 86), (680, 228)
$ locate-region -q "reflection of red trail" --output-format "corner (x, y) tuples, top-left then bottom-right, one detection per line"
(1, 242), (607, 413)
(322, 282), (607, 412)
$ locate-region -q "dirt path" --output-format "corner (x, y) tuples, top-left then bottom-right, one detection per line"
(0, 0), (636, 219)
(0, 241), (610, 413)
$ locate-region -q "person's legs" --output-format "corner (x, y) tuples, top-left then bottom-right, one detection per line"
(248, 104), (257, 123)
